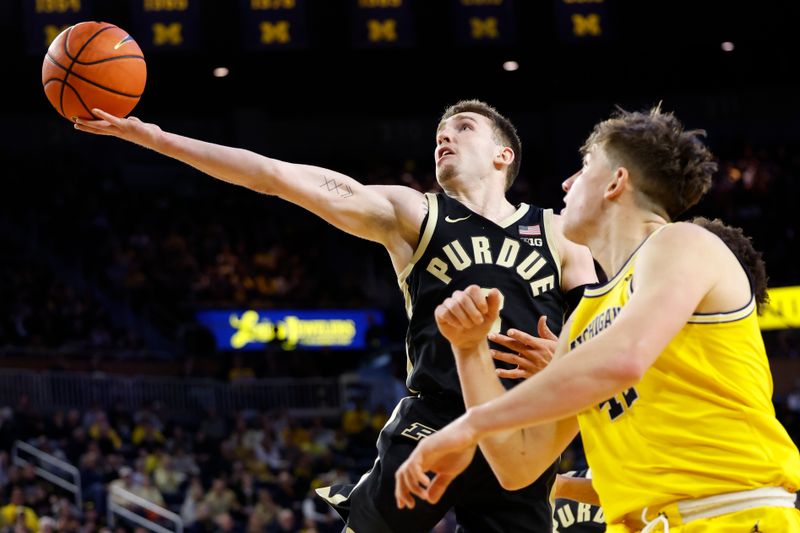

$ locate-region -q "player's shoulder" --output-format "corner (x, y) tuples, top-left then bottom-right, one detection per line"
(370, 184), (427, 202)
(644, 221), (727, 259)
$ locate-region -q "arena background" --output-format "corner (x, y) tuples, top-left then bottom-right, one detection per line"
(1, 1), (799, 532)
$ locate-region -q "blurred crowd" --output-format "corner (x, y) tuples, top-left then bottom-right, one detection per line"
(1, 145), (798, 359)
(0, 397), (401, 533)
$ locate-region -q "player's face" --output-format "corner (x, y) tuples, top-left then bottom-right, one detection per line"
(434, 112), (503, 185)
(560, 144), (615, 243)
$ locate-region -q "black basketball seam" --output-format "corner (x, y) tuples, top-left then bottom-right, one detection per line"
(56, 25), (73, 118)
(47, 52), (145, 71)
(45, 52), (144, 97)
(61, 24), (117, 119)
(45, 52), (68, 72)
(72, 55), (145, 65)
(50, 79), (95, 118)
(46, 57), (144, 98)
(64, 24), (116, 62)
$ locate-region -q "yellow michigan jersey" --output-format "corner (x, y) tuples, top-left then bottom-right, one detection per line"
(568, 235), (800, 525)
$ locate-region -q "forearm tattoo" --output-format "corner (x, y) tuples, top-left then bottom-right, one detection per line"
(320, 175), (353, 198)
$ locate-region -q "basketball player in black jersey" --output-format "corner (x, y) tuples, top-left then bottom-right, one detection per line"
(553, 470), (605, 533)
(74, 100), (596, 532)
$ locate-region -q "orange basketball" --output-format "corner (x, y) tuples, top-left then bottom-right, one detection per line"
(42, 21), (146, 121)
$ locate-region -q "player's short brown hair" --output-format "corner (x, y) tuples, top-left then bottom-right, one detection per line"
(440, 100), (522, 191)
(583, 107), (718, 220)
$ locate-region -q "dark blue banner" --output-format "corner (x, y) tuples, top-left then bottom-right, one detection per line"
(554, 0), (613, 42)
(452, 0), (515, 46)
(351, 0), (414, 48)
(25, 0), (93, 55)
(240, 0), (308, 50)
(197, 309), (385, 351)
(130, 0), (201, 52)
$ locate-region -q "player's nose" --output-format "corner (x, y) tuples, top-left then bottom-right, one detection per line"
(562, 173), (577, 192)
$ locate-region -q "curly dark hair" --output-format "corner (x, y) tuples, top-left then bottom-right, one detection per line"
(691, 217), (769, 312)
(582, 107), (718, 220)
(439, 100), (522, 191)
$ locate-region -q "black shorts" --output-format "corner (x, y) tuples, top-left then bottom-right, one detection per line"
(317, 395), (557, 533)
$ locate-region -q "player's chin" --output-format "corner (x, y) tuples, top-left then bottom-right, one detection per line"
(435, 163), (457, 184)
(561, 217), (584, 244)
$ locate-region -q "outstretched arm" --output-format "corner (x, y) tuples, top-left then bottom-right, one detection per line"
(74, 110), (425, 268)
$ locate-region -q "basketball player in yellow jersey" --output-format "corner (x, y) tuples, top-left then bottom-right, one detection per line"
(395, 107), (800, 532)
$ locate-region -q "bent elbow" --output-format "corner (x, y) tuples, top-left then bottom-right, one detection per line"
(248, 158), (285, 196)
(611, 344), (649, 386)
(497, 473), (535, 492)
(493, 463), (544, 492)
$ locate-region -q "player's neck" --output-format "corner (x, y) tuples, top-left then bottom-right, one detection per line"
(444, 178), (515, 223)
(589, 211), (667, 279)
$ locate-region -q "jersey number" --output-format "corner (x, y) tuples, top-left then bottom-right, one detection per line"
(480, 288), (506, 335)
(599, 387), (638, 421)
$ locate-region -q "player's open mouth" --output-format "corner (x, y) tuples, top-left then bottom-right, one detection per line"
(436, 146), (455, 163)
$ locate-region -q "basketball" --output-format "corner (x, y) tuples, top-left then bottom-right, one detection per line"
(42, 21), (146, 121)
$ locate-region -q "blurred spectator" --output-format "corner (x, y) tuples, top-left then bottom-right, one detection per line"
(267, 509), (297, 533)
(250, 489), (280, 529)
(179, 478), (205, 526)
(0, 487), (37, 532)
(171, 447), (200, 478)
(38, 516), (56, 533)
(88, 414), (122, 454)
(301, 486), (338, 533)
(203, 478), (239, 519)
(153, 455), (186, 506)
(108, 467), (137, 508)
(131, 419), (165, 451)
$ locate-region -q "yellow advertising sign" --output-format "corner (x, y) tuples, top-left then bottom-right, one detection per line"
(759, 286), (800, 330)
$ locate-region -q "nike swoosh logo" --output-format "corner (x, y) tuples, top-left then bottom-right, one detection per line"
(114, 36), (134, 50)
(445, 215), (471, 223)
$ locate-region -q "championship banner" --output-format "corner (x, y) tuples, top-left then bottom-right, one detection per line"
(452, 0), (515, 46)
(554, 0), (613, 42)
(197, 309), (385, 351)
(24, 0), (93, 54)
(130, 0), (201, 52)
(240, 0), (308, 50)
(759, 286), (800, 330)
(351, 0), (414, 48)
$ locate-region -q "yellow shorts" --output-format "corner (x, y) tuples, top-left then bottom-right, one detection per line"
(606, 506), (800, 533)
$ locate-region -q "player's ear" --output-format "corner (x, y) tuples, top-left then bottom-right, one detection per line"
(604, 167), (628, 200)
(494, 146), (514, 172)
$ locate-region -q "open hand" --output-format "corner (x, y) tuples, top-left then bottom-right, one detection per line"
(394, 414), (478, 510)
(490, 316), (557, 379)
(73, 108), (162, 150)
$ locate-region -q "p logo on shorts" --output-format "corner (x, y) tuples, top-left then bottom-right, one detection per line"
(401, 423), (436, 441)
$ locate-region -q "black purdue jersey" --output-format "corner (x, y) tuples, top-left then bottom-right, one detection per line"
(553, 470), (606, 532)
(399, 193), (567, 400)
